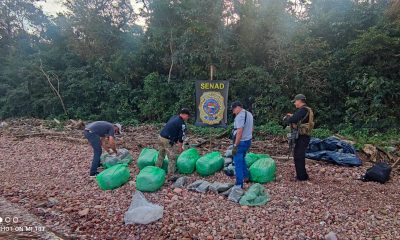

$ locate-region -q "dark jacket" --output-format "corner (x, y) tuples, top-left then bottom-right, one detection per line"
(288, 105), (310, 124)
(160, 115), (186, 144)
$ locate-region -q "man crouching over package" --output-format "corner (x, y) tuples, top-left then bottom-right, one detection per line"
(156, 108), (190, 179)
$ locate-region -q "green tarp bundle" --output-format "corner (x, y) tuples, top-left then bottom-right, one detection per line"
(136, 166), (166, 192)
(245, 152), (270, 168)
(196, 152), (224, 176)
(96, 164), (130, 190)
(101, 149), (134, 169)
(137, 148), (169, 173)
(177, 148), (201, 174)
(239, 183), (269, 206)
(249, 157), (276, 183)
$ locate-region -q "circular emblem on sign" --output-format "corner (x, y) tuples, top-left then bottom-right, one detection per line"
(199, 92), (225, 125)
(203, 99), (220, 115)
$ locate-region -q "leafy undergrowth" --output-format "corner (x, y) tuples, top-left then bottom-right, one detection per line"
(337, 127), (400, 150)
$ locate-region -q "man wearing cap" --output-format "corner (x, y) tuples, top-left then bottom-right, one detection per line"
(285, 94), (315, 181)
(231, 101), (254, 188)
(156, 108), (190, 178)
(83, 121), (122, 177)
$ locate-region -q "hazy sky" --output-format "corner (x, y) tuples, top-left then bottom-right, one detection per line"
(37, 0), (145, 26)
(38, 0), (142, 16)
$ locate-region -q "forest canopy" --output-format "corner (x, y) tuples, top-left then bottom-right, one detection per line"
(1, 0), (399, 132)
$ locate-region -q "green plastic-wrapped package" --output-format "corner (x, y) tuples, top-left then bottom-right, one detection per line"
(177, 148), (201, 174)
(245, 153), (271, 168)
(96, 164), (130, 190)
(196, 152), (224, 176)
(137, 148), (169, 171)
(137, 148), (158, 169)
(162, 156), (169, 173)
(239, 183), (269, 206)
(245, 153), (270, 167)
(249, 158), (276, 183)
(136, 166), (166, 192)
(102, 149), (134, 168)
(245, 153), (258, 167)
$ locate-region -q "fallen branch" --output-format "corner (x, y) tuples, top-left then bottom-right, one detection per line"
(13, 133), (47, 139)
(46, 136), (86, 143)
(13, 132), (68, 139)
(333, 134), (356, 145)
(392, 157), (400, 169)
(12, 132), (87, 143)
(193, 130), (230, 147)
(376, 146), (395, 162)
(271, 156), (293, 160)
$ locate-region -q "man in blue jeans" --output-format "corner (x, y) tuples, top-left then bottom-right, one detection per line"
(231, 101), (254, 188)
(83, 121), (122, 177)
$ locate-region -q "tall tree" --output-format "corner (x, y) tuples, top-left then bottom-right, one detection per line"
(63, 0), (137, 61)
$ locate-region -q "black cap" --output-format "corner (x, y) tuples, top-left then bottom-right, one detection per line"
(180, 108), (191, 116)
(291, 94), (306, 103)
(230, 101), (243, 110)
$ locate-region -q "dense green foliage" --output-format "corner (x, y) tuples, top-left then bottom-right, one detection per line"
(1, 0), (399, 134)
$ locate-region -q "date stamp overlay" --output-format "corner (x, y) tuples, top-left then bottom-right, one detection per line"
(0, 215), (46, 233)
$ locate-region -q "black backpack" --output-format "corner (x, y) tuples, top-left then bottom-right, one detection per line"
(363, 162), (392, 184)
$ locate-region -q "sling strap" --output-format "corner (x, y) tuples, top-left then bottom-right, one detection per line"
(233, 110), (248, 131)
(231, 110), (248, 141)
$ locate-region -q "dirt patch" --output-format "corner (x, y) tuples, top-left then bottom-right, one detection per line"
(0, 121), (400, 239)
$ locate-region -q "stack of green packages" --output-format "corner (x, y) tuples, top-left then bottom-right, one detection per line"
(96, 164), (131, 190)
(239, 183), (270, 206)
(137, 148), (169, 173)
(245, 152), (271, 168)
(136, 166), (166, 192)
(249, 157), (276, 183)
(196, 152), (224, 176)
(177, 148), (201, 174)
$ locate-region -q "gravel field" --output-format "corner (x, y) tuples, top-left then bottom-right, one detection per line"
(0, 128), (399, 240)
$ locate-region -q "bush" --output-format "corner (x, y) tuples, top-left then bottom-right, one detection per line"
(188, 124), (229, 137)
(312, 128), (334, 139)
(338, 125), (400, 149)
(255, 121), (286, 137)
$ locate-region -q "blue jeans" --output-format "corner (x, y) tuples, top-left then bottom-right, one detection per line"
(233, 140), (252, 187)
(84, 131), (102, 175)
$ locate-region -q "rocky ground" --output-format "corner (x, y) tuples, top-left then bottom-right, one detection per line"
(0, 120), (399, 239)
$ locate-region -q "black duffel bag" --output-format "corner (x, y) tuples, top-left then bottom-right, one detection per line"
(363, 162), (392, 184)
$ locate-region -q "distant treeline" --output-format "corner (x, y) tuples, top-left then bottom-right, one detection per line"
(1, 0), (399, 131)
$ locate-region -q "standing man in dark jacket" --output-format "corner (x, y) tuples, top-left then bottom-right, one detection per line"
(156, 108), (190, 178)
(285, 94), (315, 181)
(84, 121), (122, 177)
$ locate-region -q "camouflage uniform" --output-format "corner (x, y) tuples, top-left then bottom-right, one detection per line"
(155, 135), (179, 175)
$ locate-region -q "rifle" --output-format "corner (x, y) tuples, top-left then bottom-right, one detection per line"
(287, 125), (299, 160)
